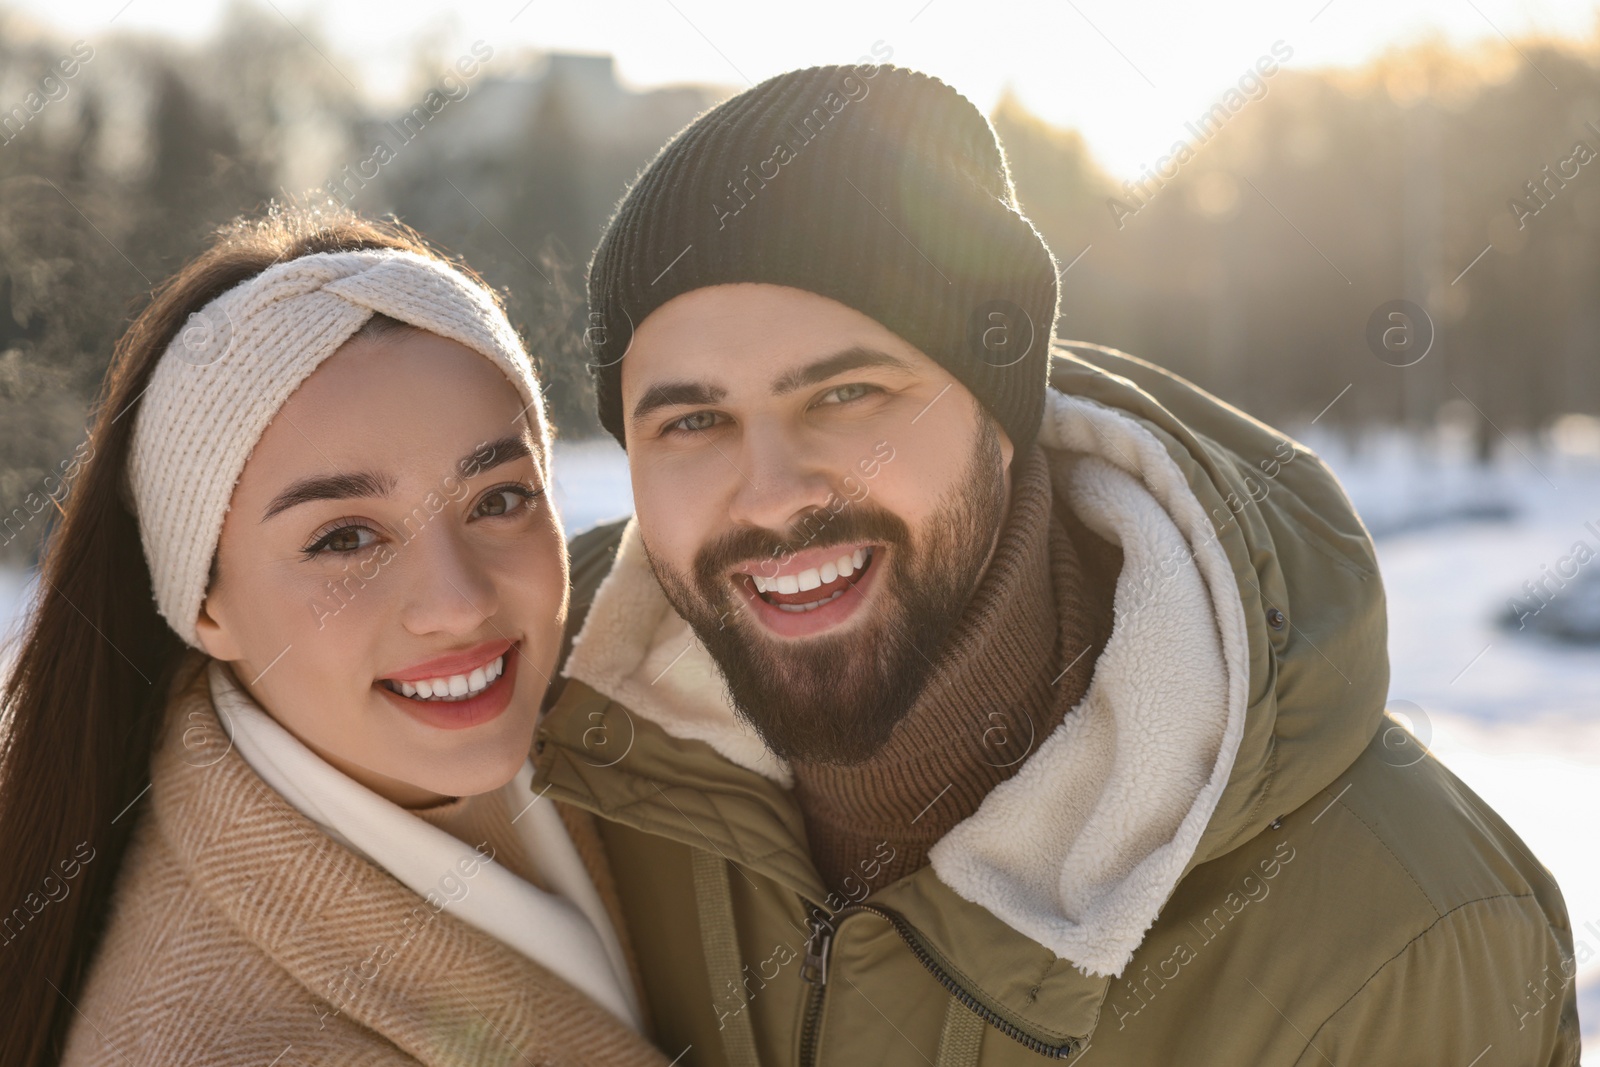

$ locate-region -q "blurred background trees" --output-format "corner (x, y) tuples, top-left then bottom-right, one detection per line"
(3, 2), (1600, 564)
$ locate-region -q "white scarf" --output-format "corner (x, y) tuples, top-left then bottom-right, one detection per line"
(207, 659), (643, 1031)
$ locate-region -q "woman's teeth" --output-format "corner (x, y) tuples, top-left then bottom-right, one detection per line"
(384, 655), (505, 701)
(751, 547), (870, 596)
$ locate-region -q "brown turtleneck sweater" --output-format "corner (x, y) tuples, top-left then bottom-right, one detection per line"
(790, 444), (1120, 897)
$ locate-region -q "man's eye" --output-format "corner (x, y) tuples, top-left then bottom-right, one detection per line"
(818, 383), (875, 405)
(668, 411), (720, 433)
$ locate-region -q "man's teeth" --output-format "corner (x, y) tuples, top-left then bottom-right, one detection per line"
(751, 548), (869, 595)
(386, 655), (505, 701)
(777, 588), (847, 613)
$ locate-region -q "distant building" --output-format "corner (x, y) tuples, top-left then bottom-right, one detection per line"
(337, 52), (726, 241)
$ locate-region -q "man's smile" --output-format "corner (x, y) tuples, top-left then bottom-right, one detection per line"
(729, 541), (884, 636)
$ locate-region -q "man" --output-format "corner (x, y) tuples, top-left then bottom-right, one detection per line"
(534, 64), (1580, 1065)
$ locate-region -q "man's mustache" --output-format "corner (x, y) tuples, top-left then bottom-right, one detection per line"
(693, 502), (913, 587)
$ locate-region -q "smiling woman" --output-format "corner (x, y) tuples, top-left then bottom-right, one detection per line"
(187, 324), (562, 806)
(0, 207), (667, 1067)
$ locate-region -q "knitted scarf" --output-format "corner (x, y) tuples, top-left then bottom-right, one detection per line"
(788, 444), (1119, 894)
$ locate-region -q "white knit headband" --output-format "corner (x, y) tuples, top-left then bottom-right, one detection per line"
(124, 248), (544, 650)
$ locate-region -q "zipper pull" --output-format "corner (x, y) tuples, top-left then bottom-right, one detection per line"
(800, 906), (834, 987)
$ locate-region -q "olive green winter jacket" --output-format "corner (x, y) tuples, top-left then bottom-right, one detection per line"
(533, 345), (1581, 1066)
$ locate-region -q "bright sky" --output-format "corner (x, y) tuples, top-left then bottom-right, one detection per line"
(9, 0), (1600, 178)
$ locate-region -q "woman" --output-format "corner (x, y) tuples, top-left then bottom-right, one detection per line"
(0, 207), (668, 1066)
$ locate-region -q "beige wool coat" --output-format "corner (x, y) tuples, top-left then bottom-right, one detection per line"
(62, 654), (670, 1066)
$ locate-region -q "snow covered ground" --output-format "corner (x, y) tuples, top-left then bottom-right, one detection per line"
(3, 432), (1596, 1051)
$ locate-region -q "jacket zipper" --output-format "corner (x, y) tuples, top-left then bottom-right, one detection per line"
(797, 902), (832, 1067)
(798, 899), (1082, 1062)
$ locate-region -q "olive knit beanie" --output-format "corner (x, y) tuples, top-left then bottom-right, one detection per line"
(586, 63), (1059, 451)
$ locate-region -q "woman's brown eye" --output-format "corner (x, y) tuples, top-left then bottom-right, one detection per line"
(326, 528), (365, 552)
(478, 487), (533, 517)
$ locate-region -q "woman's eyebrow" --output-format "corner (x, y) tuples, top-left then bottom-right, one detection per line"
(261, 471), (397, 522)
(469, 434), (534, 471)
(260, 435), (534, 522)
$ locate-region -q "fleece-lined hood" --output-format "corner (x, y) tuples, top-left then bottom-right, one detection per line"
(555, 344), (1389, 980)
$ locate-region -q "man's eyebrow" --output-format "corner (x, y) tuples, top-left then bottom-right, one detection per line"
(261, 471), (397, 522)
(260, 435), (535, 522)
(770, 347), (914, 396)
(630, 382), (728, 423)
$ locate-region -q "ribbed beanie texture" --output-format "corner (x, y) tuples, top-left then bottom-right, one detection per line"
(586, 64), (1059, 451)
(125, 249), (545, 650)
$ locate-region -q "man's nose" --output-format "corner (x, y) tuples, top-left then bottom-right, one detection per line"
(724, 424), (839, 535)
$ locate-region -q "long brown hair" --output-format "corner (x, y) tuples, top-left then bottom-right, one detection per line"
(0, 205), (488, 1066)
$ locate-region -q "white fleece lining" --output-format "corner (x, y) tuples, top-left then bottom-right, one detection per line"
(563, 524), (794, 787)
(930, 394), (1250, 976)
(563, 390), (1251, 977)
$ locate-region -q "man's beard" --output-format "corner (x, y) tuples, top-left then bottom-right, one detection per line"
(648, 419), (1009, 766)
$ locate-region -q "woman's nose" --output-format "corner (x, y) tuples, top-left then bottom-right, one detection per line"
(397, 528), (500, 637)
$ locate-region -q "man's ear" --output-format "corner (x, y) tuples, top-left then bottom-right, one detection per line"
(998, 424), (1015, 472)
(194, 594), (244, 661)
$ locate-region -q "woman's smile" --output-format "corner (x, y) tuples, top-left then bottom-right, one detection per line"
(378, 635), (515, 697)
(376, 637), (522, 731)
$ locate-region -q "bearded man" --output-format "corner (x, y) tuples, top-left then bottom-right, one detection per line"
(533, 63), (1580, 1066)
